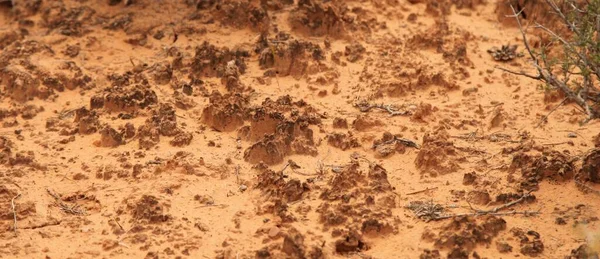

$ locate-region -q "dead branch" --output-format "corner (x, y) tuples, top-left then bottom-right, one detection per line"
(500, 4), (599, 122)
(468, 193), (533, 214)
(406, 193), (538, 221)
(11, 193), (21, 235)
(542, 141), (572, 146)
(235, 165), (240, 184)
(535, 97), (569, 128)
(113, 218), (125, 231)
(196, 204), (229, 209)
(432, 210), (540, 220)
(406, 187), (438, 195)
(495, 66), (541, 80)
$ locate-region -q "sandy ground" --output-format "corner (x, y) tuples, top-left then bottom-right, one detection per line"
(1, 0), (600, 258)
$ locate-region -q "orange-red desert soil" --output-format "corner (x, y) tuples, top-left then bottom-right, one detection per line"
(1, 0), (600, 258)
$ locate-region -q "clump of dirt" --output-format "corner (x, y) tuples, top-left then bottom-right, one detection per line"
(371, 60), (461, 98)
(201, 92), (248, 132)
(327, 132), (361, 150)
(147, 104), (180, 137)
(154, 152), (199, 176)
(335, 231), (368, 254)
(289, 0), (383, 38)
(578, 149), (600, 184)
(510, 151), (575, 191)
(170, 132), (193, 147)
(256, 166), (308, 204)
(137, 124), (160, 150)
(220, 60), (244, 91)
(127, 195), (171, 224)
(74, 107), (100, 135)
(255, 227), (324, 258)
(97, 74), (158, 114)
(411, 0), (484, 17)
(135, 104), (191, 149)
(0, 137), (13, 165)
(0, 40), (51, 68)
(7, 0), (42, 17)
(244, 135), (287, 165)
(8, 150), (42, 168)
(594, 133), (600, 147)
(216, 1), (269, 31)
(352, 115), (384, 131)
(289, 0), (347, 38)
(511, 228), (544, 256)
(332, 117), (348, 129)
(149, 61), (172, 85)
(257, 34), (325, 78)
(2, 64), (43, 102)
(19, 104), (43, 119)
(190, 0), (269, 31)
(242, 96), (320, 165)
(318, 160), (396, 239)
(411, 103), (435, 122)
(95, 125), (124, 147)
(191, 41), (248, 78)
(426, 216), (506, 255)
(567, 244), (599, 259)
(415, 129), (462, 176)
(0, 29), (23, 51)
(345, 42), (365, 63)
(419, 249), (441, 259)
(409, 19), (464, 59)
(40, 3), (96, 37)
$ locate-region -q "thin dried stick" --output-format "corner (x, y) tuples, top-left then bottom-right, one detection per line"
(354, 102), (412, 116)
(11, 193), (21, 235)
(495, 66), (541, 80)
(432, 210), (540, 220)
(235, 165), (240, 185)
(46, 188), (87, 215)
(418, 193), (538, 221)
(536, 97), (569, 128)
(469, 193), (533, 214)
(406, 187), (438, 195)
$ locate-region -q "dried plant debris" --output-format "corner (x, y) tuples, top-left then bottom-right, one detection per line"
(406, 193), (537, 221)
(487, 44), (523, 62)
(354, 101), (413, 116)
(405, 200), (447, 222)
(46, 188), (87, 215)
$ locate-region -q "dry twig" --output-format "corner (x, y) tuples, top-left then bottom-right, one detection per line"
(46, 188), (87, 216)
(535, 97), (569, 128)
(406, 193), (539, 221)
(406, 187), (438, 195)
(11, 193), (21, 235)
(354, 101), (412, 116)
